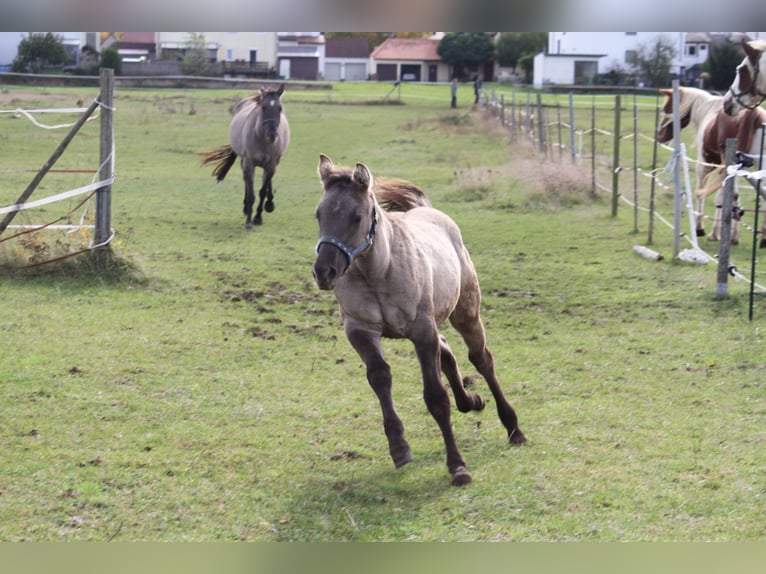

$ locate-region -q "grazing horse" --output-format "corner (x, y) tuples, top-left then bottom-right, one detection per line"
(723, 39), (766, 116)
(657, 87), (766, 245)
(200, 84), (290, 229)
(312, 154), (525, 487)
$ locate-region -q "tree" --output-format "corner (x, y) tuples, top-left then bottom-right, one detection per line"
(11, 32), (68, 73)
(437, 33), (494, 78)
(628, 34), (676, 87)
(496, 32), (547, 72)
(99, 46), (122, 75)
(181, 33), (210, 76)
(704, 42), (744, 91)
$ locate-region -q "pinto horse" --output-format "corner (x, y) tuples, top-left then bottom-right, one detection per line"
(723, 39), (766, 116)
(657, 87), (766, 245)
(200, 84), (290, 229)
(312, 154), (525, 486)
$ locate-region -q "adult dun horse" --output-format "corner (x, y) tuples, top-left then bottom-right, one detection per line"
(657, 87), (766, 245)
(201, 84), (290, 229)
(312, 154), (526, 487)
(723, 39), (766, 116)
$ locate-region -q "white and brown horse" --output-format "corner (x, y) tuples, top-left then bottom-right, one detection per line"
(723, 39), (766, 116)
(657, 87), (766, 245)
(201, 84), (290, 229)
(312, 154), (525, 486)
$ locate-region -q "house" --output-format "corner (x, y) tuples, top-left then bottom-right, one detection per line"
(156, 32), (278, 76)
(278, 33), (324, 80)
(101, 32), (157, 63)
(324, 37), (369, 81)
(370, 37), (449, 82)
(534, 32), (765, 88)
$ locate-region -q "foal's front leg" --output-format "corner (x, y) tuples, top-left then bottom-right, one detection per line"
(346, 322), (413, 469)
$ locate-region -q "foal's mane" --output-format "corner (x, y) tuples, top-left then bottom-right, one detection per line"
(375, 179), (432, 212)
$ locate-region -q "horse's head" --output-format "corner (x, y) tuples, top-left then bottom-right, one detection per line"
(723, 39), (766, 116)
(656, 87), (692, 144)
(313, 154), (378, 291)
(259, 83), (285, 143)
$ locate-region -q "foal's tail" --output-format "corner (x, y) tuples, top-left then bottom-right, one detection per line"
(199, 144), (237, 182)
(375, 178), (432, 212)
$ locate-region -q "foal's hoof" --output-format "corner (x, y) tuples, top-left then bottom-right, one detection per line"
(509, 427), (527, 445)
(245, 222), (254, 230)
(696, 228), (706, 237)
(450, 466), (472, 487)
(265, 200), (275, 213)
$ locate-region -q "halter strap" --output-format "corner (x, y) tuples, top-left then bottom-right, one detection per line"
(730, 60), (766, 110)
(315, 207), (378, 270)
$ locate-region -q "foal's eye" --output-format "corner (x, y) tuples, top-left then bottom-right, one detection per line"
(352, 213), (362, 225)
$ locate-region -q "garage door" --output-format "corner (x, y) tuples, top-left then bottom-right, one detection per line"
(345, 63), (367, 81)
(325, 62), (342, 81)
(376, 64), (397, 82)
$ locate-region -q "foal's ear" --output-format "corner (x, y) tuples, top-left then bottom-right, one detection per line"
(277, 83), (285, 96)
(318, 154), (334, 181)
(353, 163), (373, 191)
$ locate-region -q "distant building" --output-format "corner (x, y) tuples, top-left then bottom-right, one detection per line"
(370, 37), (449, 82)
(533, 31), (764, 88)
(324, 37), (369, 81)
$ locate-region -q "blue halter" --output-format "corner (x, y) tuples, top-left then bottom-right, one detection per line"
(315, 207), (378, 270)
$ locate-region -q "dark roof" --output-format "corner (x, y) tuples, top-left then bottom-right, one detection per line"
(326, 37), (369, 58)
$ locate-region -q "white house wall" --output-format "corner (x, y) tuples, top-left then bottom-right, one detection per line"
(157, 32), (278, 65)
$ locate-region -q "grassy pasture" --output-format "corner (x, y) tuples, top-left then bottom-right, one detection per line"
(0, 81), (764, 541)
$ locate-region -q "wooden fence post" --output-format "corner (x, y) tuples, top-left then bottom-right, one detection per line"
(95, 68), (114, 248)
(716, 139), (737, 299)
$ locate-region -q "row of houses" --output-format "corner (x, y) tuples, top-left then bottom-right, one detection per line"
(1, 32), (764, 86)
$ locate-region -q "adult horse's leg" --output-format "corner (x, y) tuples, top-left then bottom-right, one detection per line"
(412, 320), (471, 486)
(345, 322), (413, 470)
(695, 164), (708, 237)
(241, 158), (256, 229)
(450, 297), (526, 446)
(439, 334), (485, 413)
(254, 168), (275, 226)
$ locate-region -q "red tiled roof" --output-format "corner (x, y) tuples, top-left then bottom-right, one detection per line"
(370, 38), (440, 61)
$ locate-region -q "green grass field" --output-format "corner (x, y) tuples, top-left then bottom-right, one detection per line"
(0, 81), (764, 541)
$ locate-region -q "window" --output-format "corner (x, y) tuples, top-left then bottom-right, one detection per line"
(226, 48), (233, 61)
(687, 45), (696, 56)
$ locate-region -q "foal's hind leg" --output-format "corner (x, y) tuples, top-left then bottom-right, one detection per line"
(450, 304), (526, 445)
(439, 334), (485, 413)
(413, 321), (471, 486)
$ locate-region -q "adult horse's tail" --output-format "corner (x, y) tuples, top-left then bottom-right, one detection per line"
(375, 178), (432, 212)
(199, 145), (237, 182)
